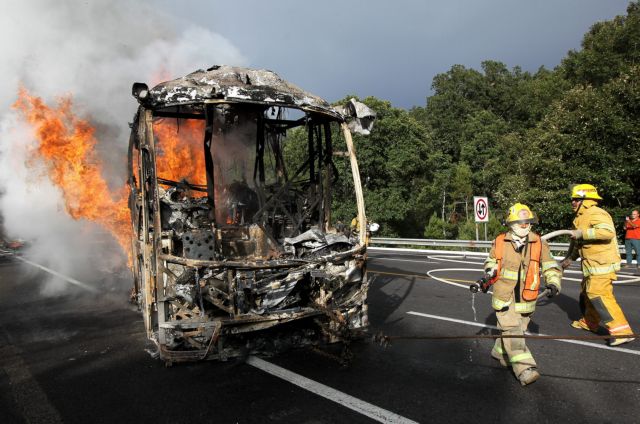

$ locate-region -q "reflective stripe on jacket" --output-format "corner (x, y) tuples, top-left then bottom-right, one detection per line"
(570, 201), (621, 276)
(494, 233), (542, 302)
(484, 232), (561, 312)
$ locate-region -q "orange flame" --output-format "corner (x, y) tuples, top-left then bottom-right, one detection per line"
(13, 88), (132, 260)
(148, 67), (173, 87)
(154, 118), (206, 193)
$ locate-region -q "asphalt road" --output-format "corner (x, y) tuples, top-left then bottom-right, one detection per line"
(1, 247), (639, 424)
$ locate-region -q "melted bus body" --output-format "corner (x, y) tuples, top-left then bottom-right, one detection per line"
(127, 66), (374, 362)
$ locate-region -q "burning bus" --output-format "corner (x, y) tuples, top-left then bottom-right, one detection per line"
(127, 65), (375, 363)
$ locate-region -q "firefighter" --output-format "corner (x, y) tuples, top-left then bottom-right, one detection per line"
(561, 184), (635, 346)
(350, 216), (378, 244)
(484, 203), (562, 386)
(350, 216), (361, 233)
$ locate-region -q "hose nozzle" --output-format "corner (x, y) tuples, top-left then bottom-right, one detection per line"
(469, 275), (493, 294)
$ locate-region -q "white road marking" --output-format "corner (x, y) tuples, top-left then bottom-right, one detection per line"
(368, 257), (438, 264)
(562, 277), (583, 282)
(558, 269), (640, 285)
(368, 247), (488, 257)
(613, 275), (640, 284)
(246, 356), (418, 424)
(10, 255), (98, 293)
(407, 311), (640, 356)
(427, 255), (485, 265)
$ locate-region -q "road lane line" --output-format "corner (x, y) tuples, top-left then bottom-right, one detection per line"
(0, 329), (64, 423)
(246, 356), (418, 424)
(368, 247), (488, 257)
(407, 311), (499, 330)
(368, 257), (438, 264)
(11, 256), (98, 293)
(427, 255), (485, 265)
(369, 270), (429, 280)
(407, 311), (640, 356)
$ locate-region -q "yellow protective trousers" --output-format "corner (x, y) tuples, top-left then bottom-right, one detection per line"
(491, 299), (536, 377)
(580, 272), (633, 336)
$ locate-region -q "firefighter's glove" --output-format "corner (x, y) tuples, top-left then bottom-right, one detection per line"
(569, 229), (583, 240)
(560, 258), (572, 270)
(546, 284), (559, 298)
(484, 268), (497, 278)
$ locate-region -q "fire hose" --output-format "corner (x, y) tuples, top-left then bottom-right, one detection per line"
(540, 229), (574, 241)
(373, 229), (639, 347)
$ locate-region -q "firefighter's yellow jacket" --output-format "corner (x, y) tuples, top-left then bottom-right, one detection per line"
(484, 232), (561, 313)
(568, 200), (621, 276)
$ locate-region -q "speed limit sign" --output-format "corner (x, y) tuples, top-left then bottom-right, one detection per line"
(474, 196), (489, 223)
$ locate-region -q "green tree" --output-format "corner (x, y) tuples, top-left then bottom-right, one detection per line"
(562, 2), (640, 87)
(285, 96), (441, 237)
(449, 162), (473, 218)
(424, 213), (456, 239)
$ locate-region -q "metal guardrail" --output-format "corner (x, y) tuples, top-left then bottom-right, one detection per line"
(371, 238), (492, 249)
(370, 237), (626, 254)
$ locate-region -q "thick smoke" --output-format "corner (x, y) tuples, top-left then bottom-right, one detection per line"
(0, 0), (246, 294)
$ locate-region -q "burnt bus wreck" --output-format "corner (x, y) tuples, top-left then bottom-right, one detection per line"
(127, 65), (375, 363)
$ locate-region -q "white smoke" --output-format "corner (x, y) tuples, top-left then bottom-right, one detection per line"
(0, 0), (246, 294)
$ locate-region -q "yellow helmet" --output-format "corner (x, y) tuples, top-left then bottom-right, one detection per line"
(506, 203), (538, 225)
(571, 184), (602, 200)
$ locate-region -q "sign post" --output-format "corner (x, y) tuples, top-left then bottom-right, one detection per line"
(473, 196), (489, 241)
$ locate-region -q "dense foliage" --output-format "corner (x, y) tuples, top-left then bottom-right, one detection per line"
(284, 2), (640, 240)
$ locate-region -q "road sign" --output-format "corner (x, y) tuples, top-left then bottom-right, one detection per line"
(474, 196), (489, 223)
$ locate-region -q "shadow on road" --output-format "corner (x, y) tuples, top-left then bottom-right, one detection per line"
(537, 292), (582, 322)
(367, 273), (415, 327)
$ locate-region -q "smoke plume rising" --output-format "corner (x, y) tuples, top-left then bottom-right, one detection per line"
(0, 0), (246, 294)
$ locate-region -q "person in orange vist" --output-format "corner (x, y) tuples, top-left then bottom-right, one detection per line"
(623, 209), (640, 269)
(484, 203), (561, 386)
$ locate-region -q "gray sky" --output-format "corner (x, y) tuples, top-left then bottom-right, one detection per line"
(159, 0), (630, 109)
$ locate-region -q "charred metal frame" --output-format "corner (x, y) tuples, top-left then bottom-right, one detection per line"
(127, 66), (371, 363)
